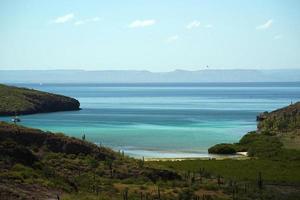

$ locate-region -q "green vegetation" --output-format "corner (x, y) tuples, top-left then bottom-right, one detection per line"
(257, 102), (300, 153)
(149, 158), (300, 200)
(208, 143), (237, 154)
(209, 102), (300, 158)
(149, 159), (300, 183)
(0, 84), (80, 116)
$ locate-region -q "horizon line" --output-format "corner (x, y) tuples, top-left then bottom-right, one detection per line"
(1, 68), (300, 73)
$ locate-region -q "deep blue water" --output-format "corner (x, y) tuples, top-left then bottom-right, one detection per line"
(1, 82), (300, 158)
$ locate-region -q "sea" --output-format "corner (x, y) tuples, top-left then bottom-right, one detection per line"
(1, 82), (300, 158)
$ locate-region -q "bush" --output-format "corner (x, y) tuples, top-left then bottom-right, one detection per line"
(241, 133), (282, 158)
(208, 143), (236, 154)
(10, 164), (40, 181)
(178, 188), (194, 200)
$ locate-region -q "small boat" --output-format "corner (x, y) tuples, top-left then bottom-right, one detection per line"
(11, 116), (21, 123)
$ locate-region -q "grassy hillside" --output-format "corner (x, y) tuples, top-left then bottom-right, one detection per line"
(257, 102), (300, 133)
(209, 102), (300, 155)
(0, 84), (80, 116)
(1, 122), (230, 200)
(257, 102), (300, 150)
(1, 122), (300, 200)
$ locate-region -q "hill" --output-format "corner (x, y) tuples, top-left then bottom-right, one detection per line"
(0, 122), (184, 199)
(209, 102), (300, 157)
(0, 84), (80, 116)
(257, 101), (300, 133)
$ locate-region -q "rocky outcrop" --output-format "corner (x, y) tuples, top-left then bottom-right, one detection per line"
(0, 84), (80, 116)
(256, 111), (269, 122)
(257, 102), (300, 133)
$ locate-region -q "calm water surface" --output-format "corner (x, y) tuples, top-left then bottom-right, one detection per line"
(2, 82), (300, 158)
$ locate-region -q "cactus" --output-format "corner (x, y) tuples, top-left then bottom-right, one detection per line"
(258, 171), (263, 190)
(157, 185), (161, 200)
(217, 175), (221, 186)
(123, 188), (128, 200)
(140, 192), (143, 200)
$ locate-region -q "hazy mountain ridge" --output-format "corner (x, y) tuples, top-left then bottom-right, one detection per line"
(1, 69), (300, 83)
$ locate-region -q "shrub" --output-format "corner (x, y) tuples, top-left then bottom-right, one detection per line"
(242, 134), (282, 158)
(208, 143), (236, 154)
(178, 188), (193, 200)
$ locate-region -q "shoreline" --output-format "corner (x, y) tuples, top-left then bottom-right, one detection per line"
(144, 152), (249, 161)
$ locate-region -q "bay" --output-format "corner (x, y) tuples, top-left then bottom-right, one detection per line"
(1, 82), (300, 158)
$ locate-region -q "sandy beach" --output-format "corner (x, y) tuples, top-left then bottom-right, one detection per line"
(144, 152), (249, 161)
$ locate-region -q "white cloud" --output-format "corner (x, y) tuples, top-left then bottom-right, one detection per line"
(256, 19), (273, 30)
(186, 20), (201, 29)
(205, 24), (213, 28)
(166, 35), (179, 43)
(129, 19), (156, 28)
(274, 34), (283, 40)
(53, 13), (75, 24)
(74, 17), (100, 26)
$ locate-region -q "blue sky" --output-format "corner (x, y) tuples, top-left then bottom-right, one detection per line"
(0, 0), (300, 71)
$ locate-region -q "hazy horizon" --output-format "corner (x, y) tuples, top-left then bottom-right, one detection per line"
(2, 69), (300, 83)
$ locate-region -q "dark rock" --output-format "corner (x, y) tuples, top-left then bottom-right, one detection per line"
(256, 111), (268, 121)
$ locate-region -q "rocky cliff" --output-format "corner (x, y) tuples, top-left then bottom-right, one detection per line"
(257, 102), (300, 134)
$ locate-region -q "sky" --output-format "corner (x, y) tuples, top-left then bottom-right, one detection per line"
(0, 0), (300, 72)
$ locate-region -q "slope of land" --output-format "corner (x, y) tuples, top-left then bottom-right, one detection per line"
(0, 122), (185, 200)
(209, 102), (300, 156)
(257, 102), (300, 149)
(0, 84), (80, 116)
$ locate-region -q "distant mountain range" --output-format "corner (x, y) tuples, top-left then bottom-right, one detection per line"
(1, 69), (300, 83)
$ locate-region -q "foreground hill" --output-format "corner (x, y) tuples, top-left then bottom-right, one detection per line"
(0, 84), (80, 116)
(0, 122), (185, 200)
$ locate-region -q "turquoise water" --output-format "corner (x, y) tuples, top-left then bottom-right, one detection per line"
(1, 82), (300, 158)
